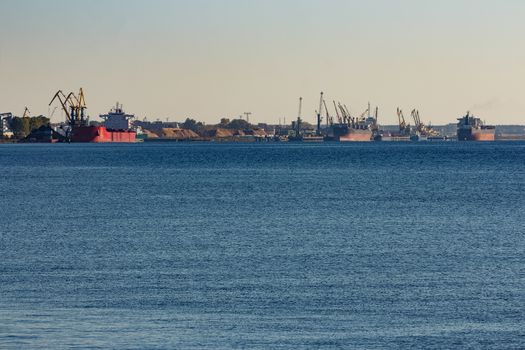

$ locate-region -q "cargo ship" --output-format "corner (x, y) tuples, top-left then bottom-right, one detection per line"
(69, 103), (137, 143)
(287, 97), (325, 142)
(327, 104), (374, 142)
(329, 124), (373, 141)
(49, 89), (137, 143)
(70, 125), (136, 143)
(86, 102), (137, 143)
(376, 108), (411, 142)
(378, 133), (411, 142)
(457, 112), (495, 141)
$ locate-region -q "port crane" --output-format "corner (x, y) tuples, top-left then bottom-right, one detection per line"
(371, 106), (379, 132)
(323, 99), (332, 127)
(411, 109), (423, 132)
(344, 105), (352, 123)
(22, 107), (31, 118)
(333, 101), (342, 124)
(315, 92), (323, 136)
(411, 109), (440, 137)
(293, 97), (303, 138)
(49, 88), (88, 129)
(49, 90), (72, 124)
(397, 108), (410, 135)
(65, 88), (88, 126)
(359, 104), (370, 122)
(335, 102), (349, 125)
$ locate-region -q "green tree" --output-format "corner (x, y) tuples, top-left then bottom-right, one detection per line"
(9, 116), (50, 138)
(226, 119), (251, 130)
(219, 118), (230, 126)
(29, 115), (50, 131)
(182, 118), (204, 131)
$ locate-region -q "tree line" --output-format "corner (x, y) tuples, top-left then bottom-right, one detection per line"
(181, 118), (252, 132)
(8, 116), (50, 138)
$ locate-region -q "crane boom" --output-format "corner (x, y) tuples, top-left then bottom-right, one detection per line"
(333, 100), (341, 124)
(316, 92), (323, 136)
(323, 99), (331, 126)
(338, 103), (347, 124)
(49, 88), (88, 126)
(397, 108), (406, 130)
(22, 107), (30, 119)
(49, 90), (72, 123)
(360, 105), (369, 120)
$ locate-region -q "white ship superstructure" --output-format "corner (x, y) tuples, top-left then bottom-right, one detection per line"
(100, 103), (134, 130)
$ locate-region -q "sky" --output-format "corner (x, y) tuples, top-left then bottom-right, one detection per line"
(1, 0), (525, 125)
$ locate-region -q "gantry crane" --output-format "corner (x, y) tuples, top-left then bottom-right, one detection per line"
(411, 109), (423, 132)
(397, 108), (407, 130)
(371, 106), (379, 132)
(323, 99), (332, 126)
(333, 101), (342, 124)
(49, 88), (88, 127)
(49, 90), (72, 124)
(411, 109), (440, 137)
(316, 92), (323, 136)
(359, 104), (370, 122)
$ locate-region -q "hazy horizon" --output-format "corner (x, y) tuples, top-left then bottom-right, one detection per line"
(1, 0), (525, 125)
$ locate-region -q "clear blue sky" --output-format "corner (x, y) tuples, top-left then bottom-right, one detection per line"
(1, 0), (525, 124)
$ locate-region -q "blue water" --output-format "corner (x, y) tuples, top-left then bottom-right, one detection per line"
(0, 142), (524, 349)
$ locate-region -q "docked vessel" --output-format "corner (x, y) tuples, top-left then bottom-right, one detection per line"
(457, 112), (495, 141)
(49, 89), (137, 143)
(409, 109), (444, 141)
(288, 97), (325, 142)
(379, 133), (411, 142)
(327, 103), (375, 142)
(87, 102), (137, 143)
(372, 107), (411, 142)
(71, 125), (136, 143)
(330, 124), (373, 141)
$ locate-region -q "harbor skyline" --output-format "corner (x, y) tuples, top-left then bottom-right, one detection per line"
(2, 0), (525, 125)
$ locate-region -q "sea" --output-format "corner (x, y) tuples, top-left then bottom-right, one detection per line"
(0, 142), (524, 349)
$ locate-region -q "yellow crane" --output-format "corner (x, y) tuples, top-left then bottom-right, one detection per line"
(411, 109), (423, 132)
(397, 108), (411, 136)
(50, 88), (88, 126)
(397, 108), (407, 130)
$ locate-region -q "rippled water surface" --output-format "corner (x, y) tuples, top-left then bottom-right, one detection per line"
(1, 142), (524, 349)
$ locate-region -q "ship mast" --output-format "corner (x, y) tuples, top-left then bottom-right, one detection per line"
(316, 92), (323, 136)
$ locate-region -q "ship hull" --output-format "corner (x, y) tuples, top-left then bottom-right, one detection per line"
(71, 126), (136, 143)
(331, 125), (372, 142)
(457, 129), (495, 141)
(339, 130), (373, 142)
(380, 135), (411, 142)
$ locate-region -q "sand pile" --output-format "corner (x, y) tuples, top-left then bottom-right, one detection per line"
(203, 128), (234, 138)
(143, 129), (159, 138)
(251, 129), (267, 137)
(158, 128), (199, 139)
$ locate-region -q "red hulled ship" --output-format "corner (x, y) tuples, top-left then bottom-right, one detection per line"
(327, 103), (375, 142)
(333, 125), (373, 141)
(457, 112), (495, 141)
(50, 89), (136, 143)
(71, 125), (136, 143)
